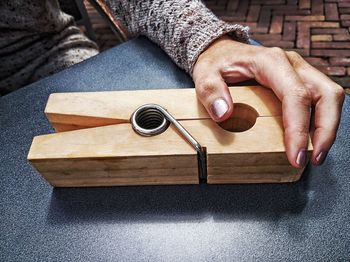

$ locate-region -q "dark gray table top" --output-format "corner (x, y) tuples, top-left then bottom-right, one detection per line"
(1, 37), (349, 261)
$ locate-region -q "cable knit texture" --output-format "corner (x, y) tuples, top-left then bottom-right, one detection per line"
(0, 0), (249, 95)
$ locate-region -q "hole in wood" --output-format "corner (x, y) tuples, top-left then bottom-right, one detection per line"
(218, 103), (259, 132)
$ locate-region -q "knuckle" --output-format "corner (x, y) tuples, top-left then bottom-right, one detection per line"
(333, 85), (345, 102)
(196, 79), (216, 99)
(255, 47), (287, 71)
(267, 47), (286, 59)
(290, 88), (312, 106)
(287, 50), (302, 60)
(286, 51), (305, 69)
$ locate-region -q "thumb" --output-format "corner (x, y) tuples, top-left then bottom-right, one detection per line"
(194, 72), (234, 122)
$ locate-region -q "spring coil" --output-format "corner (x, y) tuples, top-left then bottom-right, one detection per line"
(130, 104), (207, 180)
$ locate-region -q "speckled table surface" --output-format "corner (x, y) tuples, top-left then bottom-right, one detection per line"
(1, 37), (349, 262)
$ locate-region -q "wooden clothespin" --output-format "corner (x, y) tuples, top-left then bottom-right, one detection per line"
(27, 86), (312, 187)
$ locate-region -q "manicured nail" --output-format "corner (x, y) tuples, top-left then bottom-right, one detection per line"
(296, 149), (307, 167)
(315, 151), (327, 165)
(210, 98), (228, 119)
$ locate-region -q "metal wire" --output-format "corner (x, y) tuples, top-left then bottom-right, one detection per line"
(130, 104), (207, 180)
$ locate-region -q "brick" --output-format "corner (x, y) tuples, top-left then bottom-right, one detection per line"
(301, 21), (339, 27)
(339, 8), (350, 14)
(227, 0), (239, 11)
(274, 9), (311, 15)
(262, 40), (294, 48)
(304, 57), (329, 66)
(330, 58), (350, 66)
(258, 6), (272, 28)
(311, 34), (332, 41)
(297, 23), (341, 50)
(340, 14), (350, 20)
(267, 4), (310, 15)
(252, 34), (282, 41)
(312, 42), (350, 48)
(285, 15), (325, 21)
(311, 28), (348, 34)
(282, 22), (296, 40)
(341, 20), (350, 27)
(318, 66), (346, 76)
(333, 34), (350, 41)
(270, 15), (283, 33)
(311, 0), (324, 15)
(251, 0), (284, 3)
(236, 0), (249, 16)
(299, 0), (311, 9)
(266, 5), (298, 11)
(325, 3), (339, 21)
(297, 22), (310, 49)
(339, 3), (350, 8)
(311, 49), (350, 56)
(246, 5), (261, 22)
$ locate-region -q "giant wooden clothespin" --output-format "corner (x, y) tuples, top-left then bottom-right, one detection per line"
(27, 86), (312, 187)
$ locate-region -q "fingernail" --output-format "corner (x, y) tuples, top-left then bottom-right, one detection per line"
(296, 149), (307, 167)
(210, 98), (228, 119)
(315, 151), (327, 165)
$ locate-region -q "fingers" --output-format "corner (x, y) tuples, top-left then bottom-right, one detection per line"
(286, 51), (345, 165)
(311, 91), (344, 165)
(193, 67), (234, 122)
(282, 91), (312, 168)
(252, 48), (312, 168)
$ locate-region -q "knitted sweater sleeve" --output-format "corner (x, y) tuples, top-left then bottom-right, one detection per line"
(106, 0), (249, 74)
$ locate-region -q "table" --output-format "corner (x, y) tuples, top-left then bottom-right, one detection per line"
(1, 37), (349, 261)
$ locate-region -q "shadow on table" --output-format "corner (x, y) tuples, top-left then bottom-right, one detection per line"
(46, 162), (336, 226)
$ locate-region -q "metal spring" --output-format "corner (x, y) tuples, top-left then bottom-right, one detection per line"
(131, 106), (169, 137)
(130, 104), (207, 180)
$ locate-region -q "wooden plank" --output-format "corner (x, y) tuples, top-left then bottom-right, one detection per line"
(47, 175), (198, 187)
(28, 122), (199, 186)
(45, 86), (282, 131)
(180, 116), (311, 183)
(206, 153), (306, 184)
(28, 123), (196, 159)
(207, 172), (303, 184)
(28, 119), (311, 186)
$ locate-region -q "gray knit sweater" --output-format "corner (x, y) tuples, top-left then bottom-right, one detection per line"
(0, 0), (249, 95)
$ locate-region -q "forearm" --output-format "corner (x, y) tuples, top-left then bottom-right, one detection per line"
(106, 0), (249, 74)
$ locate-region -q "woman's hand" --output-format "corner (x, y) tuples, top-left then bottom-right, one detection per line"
(192, 36), (345, 168)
